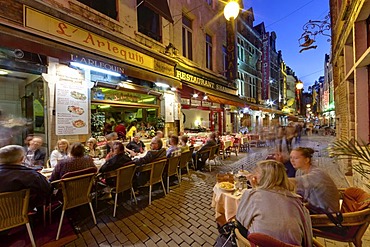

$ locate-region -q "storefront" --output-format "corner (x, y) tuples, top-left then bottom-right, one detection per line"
(0, 5), (179, 151)
(176, 67), (245, 134)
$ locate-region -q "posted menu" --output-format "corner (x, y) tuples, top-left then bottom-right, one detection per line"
(56, 76), (88, 135)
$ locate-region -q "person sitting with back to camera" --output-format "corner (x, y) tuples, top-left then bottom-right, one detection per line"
(50, 142), (97, 182)
(192, 132), (217, 171)
(179, 135), (190, 153)
(236, 160), (312, 246)
(268, 151), (296, 178)
(125, 134), (145, 157)
(289, 146), (340, 214)
(166, 135), (181, 158)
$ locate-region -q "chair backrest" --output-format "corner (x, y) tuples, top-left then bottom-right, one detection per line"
(149, 159), (167, 185)
(189, 146), (195, 154)
(115, 164), (137, 194)
(0, 189), (30, 231)
(197, 148), (211, 162)
(61, 166), (98, 179)
(59, 173), (95, 210)
(208, 145), (218, 160)
(167, 155), (181, 177)
(179, 151), (191, 170)
(247, 232), (300, 247)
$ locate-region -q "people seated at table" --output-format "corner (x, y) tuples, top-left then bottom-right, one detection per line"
(0, 145), (50, 209)
(49, 139), (70, 168)
(50, 142), (97, 181)
(289, 147), (340, 214)
(236, 160), (312, 246)
(23, 135), (46, 168)
(179, 135), (190, 152)
(85, 137), (102, 159)
(126, 121), (137, 141)
(270, 151), (296, 178)
(126, 134), (145, 157)
(166, 135), (181, 158)
(166, 131), (174, 147)
(99, 142), (132, 173)
(192, 132), (217, 171)
(156, 130), (164, 139)
(105, 132), (118, 155)
(133, 137), (166, 187)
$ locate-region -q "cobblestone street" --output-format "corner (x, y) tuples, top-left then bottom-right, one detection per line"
(63, 135), (370, 247)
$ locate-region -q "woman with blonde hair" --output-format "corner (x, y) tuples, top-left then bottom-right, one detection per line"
(49, 139), (69, 168)
(85, 137), (102, 158)
(236, 160), (312, 246)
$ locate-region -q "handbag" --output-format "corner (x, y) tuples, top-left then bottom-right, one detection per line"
(214, 221), (238, 247)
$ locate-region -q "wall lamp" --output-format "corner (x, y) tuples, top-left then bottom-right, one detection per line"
(70, 62), (121, 77)
(224, 1), (240, 21)
(193, 93), (198, 98)
(203, 95), (208, 100)
(155, 82), (170, 89)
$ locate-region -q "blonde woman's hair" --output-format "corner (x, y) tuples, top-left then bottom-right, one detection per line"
(56, 139), (70, 152)
(256, 160), (290, 190)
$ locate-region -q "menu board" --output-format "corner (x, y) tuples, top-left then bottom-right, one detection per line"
(55, 76), (88, 135)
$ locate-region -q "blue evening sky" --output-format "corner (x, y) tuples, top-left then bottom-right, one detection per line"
(243, 0), (330, 91)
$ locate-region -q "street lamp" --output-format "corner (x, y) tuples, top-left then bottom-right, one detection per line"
(296, 81), (304, 115)
(296, 81), (304, 90)
(224, 1), (240, 21)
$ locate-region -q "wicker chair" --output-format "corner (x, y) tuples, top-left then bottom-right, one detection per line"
(206, 145), (219, 171)
(137, 159), (167, 205)
(178, 150), (192, 183)
(0, 189), (36, 247)
(311, 190), (370, 246)
(195, 148), (211, 171)
(112, 163), (137, 217)
(166, 155), (181, 193)
(51, 173), (97, 240)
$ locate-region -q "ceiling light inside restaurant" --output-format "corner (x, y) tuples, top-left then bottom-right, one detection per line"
(155, 82), (170, 88)
(193, 93), (198, 98)
(203, 95), (208, 100)
(99, 105), (111, 109)
(170, 87), (177, 91)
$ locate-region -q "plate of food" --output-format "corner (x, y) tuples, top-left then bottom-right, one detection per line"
(67, 105), (84, 115)
(72, 119), (86, 128)
(70, 91), (87, 101)
(218, 181), (235, 192)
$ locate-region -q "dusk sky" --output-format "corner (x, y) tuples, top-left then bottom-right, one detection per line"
(242, 0), (330, 91)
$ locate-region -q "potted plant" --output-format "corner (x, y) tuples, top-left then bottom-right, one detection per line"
(328, 138), (370, 189)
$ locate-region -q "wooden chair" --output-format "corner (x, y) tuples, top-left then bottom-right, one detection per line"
(311, 187), (370, 247)
(0, 189), (36, 247)
(112, 163), (137, 217)
(229, 138), (240, 156)
(206, 145), (219, 171)
(178, 151), (192, 183)
(137, 159), (167, 205)
(51, 173), (97, 240)
(195, 148), (211, 171)
(166, 155), (181, 193)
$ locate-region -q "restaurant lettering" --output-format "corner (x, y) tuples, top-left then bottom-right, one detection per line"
(70, 54), (124, 74)
(25, 7), (154, 69)
(176, 70), (235, 94)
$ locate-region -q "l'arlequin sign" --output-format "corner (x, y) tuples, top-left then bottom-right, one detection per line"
(24, 6), (154, 70)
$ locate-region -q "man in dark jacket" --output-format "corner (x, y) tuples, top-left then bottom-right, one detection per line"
(0, 145), (50, 209)
(193, 132), (217, 170)
(133, 137), (166, 187)
(23, 136), (46, 167)
(100, 142), (132, 173)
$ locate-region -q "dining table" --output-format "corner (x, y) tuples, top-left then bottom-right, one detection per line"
(211, 182), (247, 226)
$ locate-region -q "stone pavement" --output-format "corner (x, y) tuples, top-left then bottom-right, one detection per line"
(63, 135), (368, 247)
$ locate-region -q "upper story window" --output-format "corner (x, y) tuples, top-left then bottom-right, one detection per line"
(77, 0), (117, 20)
(206, 34), (213, 70)
(182, 16), (193, 60)
(137, 0), (161, 42)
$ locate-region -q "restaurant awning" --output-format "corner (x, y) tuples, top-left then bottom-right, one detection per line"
(140, 0), (174, 23)
(183, 82), (245, 108)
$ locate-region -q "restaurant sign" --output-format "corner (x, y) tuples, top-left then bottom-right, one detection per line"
(70, 54), (124, 74)
(176, 70), (235, 95)
(24, 6), (154, 70)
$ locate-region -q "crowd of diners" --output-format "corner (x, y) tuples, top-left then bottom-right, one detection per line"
(0, 131), (341, 246)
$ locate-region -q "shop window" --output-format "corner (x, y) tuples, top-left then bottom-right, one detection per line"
(137, 0), (162, 42)
(206, 34), (213, 70)
(77, 0), (117, 20)
(182, 15), (193, 60)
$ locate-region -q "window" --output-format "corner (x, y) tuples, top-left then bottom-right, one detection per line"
(77, 0), (117, 20)
(222, 45), (227, 76)
(137, 0), (161, 42)
(206, 34), (213, 70)
(182, 16), (193, 60)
